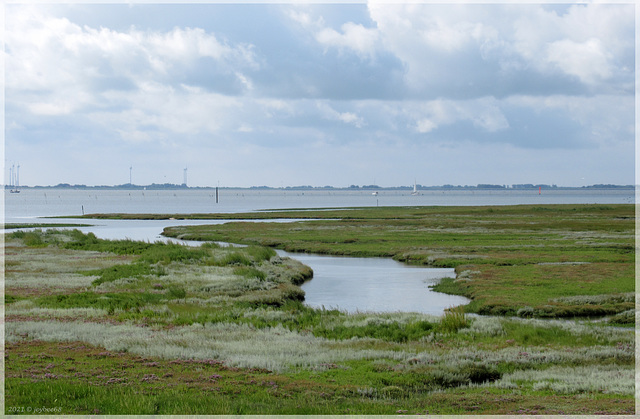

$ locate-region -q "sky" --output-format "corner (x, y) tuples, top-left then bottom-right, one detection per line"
(4, 1), (636, 188)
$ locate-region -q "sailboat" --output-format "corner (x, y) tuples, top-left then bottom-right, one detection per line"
(411, 180), (419, 196)
(9, 163), (20, 193)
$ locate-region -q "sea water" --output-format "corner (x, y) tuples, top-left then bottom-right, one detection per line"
(3, 187), (634, 222)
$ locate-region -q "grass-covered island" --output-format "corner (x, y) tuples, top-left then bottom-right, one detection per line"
(5, 204), (635, 415)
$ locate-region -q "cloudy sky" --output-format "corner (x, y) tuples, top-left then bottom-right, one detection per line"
(5, 2), (635, 187)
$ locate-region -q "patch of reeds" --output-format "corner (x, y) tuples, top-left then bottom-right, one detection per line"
(551, 292), (634, 305)
(246, 245), (277, 262)
(208, 252), (252, 267)
(35, 291), (167, 314)
(488, 364), (635, 395)
(86, 262), (165, 286)
(438, 306), (469, 333)
(607, 309), (635, 325)
(314, 319), (434, 343)
(233, 266), (267, 281)
(6, 299), (109, 319)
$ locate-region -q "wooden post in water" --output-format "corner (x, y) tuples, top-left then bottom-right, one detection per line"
(216, 186), (219, 203)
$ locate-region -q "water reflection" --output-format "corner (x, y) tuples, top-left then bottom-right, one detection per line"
(277, 250), (469, 315)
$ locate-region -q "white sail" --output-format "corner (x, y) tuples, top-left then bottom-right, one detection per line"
(10, 163), (20, 193)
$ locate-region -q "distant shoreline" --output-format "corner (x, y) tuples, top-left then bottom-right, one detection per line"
(4, 183), (635, 191)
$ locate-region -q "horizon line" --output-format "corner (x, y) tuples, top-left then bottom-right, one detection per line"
(4, 183), (635, 190)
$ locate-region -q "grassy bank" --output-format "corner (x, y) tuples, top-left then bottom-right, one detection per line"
(4, 228), (635, 415)
(4, 223), (94, 229)
(160, 204), (635, 319)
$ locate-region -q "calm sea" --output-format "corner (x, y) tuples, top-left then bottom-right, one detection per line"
(3, 187), (634, 222)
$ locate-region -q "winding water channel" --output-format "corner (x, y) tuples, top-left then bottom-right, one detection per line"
(9, 217), (469, 315)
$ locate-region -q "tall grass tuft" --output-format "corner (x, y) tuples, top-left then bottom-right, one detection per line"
(139, 242), (209, 265)
(86, 263), (163, 286)
(246, 245), (277, 262)
(233, 267), (267, 281)
(438, 306), (468, 333)
(209, 252), (252, 267)
(10, 229), (49, 247)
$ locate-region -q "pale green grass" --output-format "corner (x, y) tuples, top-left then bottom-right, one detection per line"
(340, 312), (441, 328)
(459, 315), (506, 337)
(510, 317), (634, 342)
(550, 292), (634, 304)
(482, 365), (635, 395)
(6, 300), (109, 319)
(5, 320), (407, 372)
(460, 315), (632, 342)
(406, 344), (633, 371)
(6, 317), (633, 377)
(6, 271), (96, 290)
(5, 243), (133, 291)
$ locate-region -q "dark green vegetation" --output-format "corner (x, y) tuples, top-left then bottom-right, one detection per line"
(4, 223), (93, 229)
(161, 204), (635, 319)
(4, 214), (635, 415)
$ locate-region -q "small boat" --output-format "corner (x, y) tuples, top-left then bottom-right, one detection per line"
(9, 163), (20, 193)
(372, 191), (378, 196)
(411, 180), (419, 196)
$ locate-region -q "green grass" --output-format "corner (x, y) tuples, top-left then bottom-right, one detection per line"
(4, 215), (635, 415)
(160, 204), (634, 319)
(5, 339), (633, 415)
(5, 223), (93, 229)
(209, 251), (252, 266)
(35, 291), (167, 313)
(438, 306), (469, 333)
(432, 263), (634, 317)
(84, 262), (165, 286)
(9, 230), (50, 247)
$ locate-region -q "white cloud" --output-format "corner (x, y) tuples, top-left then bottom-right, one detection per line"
(148, 27), (229, 61)
(367, 3), (633, 95)
(316, 101), (365, 128)
(409, 97), (509, 135)
(256, 99), (295, 119)
(101, 83), (241, 137)
(286, 7), (379, 60)
(419, 18), (490, 53)
(286, 9), (324, 30)
(6, 5), (257, 119)
(316, 22), (379, 59)
(416, 119), (437, 134)
(511, 4), (632, 87)
(546, 38), (611, 84)
(337, 111), (363, 127)
(505, 94), (634, 147)
(27, 97), (85, 116)
(235, 72), (254, 91)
